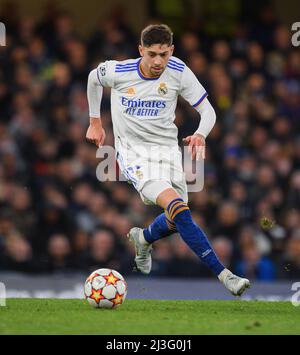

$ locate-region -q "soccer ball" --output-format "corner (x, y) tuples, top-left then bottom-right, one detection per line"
(84, 268), (127, 309)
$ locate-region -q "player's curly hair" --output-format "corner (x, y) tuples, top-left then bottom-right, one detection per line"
(141, 24), (173, 47)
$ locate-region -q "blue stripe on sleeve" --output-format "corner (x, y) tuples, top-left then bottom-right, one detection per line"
(192, 92), (208, 107)
(115, 68), (137, 73)
(168, 59), (185, 68)
(167, 64), (184, 72)
(116, 65), (138, 69)
(116, 62), (139, 68)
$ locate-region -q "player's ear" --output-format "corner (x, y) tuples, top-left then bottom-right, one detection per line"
(138, 45), (144, 56)
(170, 45), (174, 56)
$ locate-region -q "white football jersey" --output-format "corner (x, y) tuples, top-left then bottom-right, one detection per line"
(96, 56), (207, 152)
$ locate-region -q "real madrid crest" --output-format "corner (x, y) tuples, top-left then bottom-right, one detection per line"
(158, 82), (168, 96)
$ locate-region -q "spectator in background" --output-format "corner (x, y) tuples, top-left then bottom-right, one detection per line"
(166, 236), (212, 278)
(71, 229), (90, 270)
(211, 40), (231, 65)
(151, 238), (174, 276)
(278, 229), (300, 280)
(235, 233), (276, 281)
(287, 171), (300, 209)
(0, 231), (37, 273)
(187, 52), (208, 85)
(87, 229), (132, 275)
(33, 204), (74, 253)
(177, 31), (201, 61)
(211, 236), (233, 270)
(44, 233), (73, 273)
(228, 181), (252, 221)
(212, 201), (240, 241)
(283, 209), (300, 233)
(88, 230), (117, 272)
(7, 185), (37, 239)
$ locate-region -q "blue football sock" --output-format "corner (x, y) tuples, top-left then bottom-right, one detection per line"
(143, 212), (177, 244)
(167, 198), (225, 276)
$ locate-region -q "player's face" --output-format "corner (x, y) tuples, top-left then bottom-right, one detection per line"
(139, 44), (174, 78)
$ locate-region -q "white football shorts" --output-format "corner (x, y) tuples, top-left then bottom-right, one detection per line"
(116, 146), (188, 205)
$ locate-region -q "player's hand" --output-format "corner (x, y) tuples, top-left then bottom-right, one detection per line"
(183, 133), (206, 160)
(86, 117), (106, 147)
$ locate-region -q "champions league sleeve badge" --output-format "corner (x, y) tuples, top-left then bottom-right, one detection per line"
(99, 64), (106, 76)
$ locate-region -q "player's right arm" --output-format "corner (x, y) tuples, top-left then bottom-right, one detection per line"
(86, 61), (116, 147)
(86, 68), (105, 147)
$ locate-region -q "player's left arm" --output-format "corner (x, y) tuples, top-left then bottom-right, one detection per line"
(182, 98), (216, 160)
(179, 65), (216, 160)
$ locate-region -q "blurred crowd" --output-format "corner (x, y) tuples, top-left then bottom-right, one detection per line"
(0, 2), (300, 281)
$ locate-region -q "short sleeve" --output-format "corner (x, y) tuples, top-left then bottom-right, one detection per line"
(179, 66), (208, 108)
(96, 60), (117, 88)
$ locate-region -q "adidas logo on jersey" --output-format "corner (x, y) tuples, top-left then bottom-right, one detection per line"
(126, 87), (136, 95)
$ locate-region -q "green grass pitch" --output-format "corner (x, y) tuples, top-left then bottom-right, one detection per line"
(0, 299), (299, 335)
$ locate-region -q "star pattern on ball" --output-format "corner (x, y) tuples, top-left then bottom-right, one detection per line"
(112, 292), (123, 306)
(86, 272), (99, 283)
(104, 272), (119, 286)
(90, 288), (105, 303)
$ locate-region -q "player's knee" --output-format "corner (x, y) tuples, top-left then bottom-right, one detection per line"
(141, 180), (173, 207)
(140, 180), (187, 211)
(156, 187), (181, 209)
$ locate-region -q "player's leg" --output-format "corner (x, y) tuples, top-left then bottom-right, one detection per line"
(141, 165), (187, 244)
(156, 188), (251, 296)
(127, 179), (176, 274)
(139, 163), (188, 245)
(128, 208), (177, 274)
(122, 152), (178, 247)
(142, 210), (177, 243)
(156, 187), (225, 276)
(117, 151), (176, 273)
